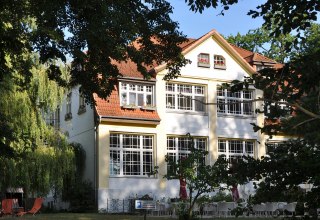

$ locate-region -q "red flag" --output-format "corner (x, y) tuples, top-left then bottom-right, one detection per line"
(179, 177), (188, 200)
(231, 185), (239, 202)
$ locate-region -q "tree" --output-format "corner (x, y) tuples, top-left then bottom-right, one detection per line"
(0, 0), (189, 105)
(0, 54), (76, 197)
(221, 23), (320, 213)
(225, 27), (295, 63)
(153, 134), (230, 220)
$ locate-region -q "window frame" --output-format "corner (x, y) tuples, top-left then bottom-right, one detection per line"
(119, 81), (155, 108)
(214, 55), (226, 70)
(48, 107), (60, 130)
(65, 91), (72, 121)
(218, 139), (255, 163)
(197, 53), (210, 68)
(217, 86), (254, 116)
(109, 133), (155, 177)
(166, 135), (207, 173)
(78, 91), (86, 114)
(166, 83), (206, 113)
(265, 141), (286, 154)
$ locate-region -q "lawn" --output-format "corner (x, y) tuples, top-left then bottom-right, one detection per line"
(0, 213), (272, 220)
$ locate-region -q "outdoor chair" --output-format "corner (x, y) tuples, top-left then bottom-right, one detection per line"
(276, 202), (288, 216)
(283, 202), (297, 217)
(203, 203), (217, 216)
(152, 201), (163, 216)
(1, 199), (14, 216)
(265, 202), (278, 216)
(192, 203), (201, 216)
(252, 203), (266, 216)
(217, 201), (235, 217)
(16, 197), (43, 216)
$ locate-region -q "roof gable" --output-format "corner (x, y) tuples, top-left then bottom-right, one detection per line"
(154, 29), (257, 75)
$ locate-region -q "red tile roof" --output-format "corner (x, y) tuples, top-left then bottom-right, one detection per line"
(230, 44), (277, 64)
(112, 59), (156, 79)
(94, 86), (160, 123)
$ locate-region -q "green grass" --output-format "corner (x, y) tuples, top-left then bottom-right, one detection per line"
(0, 213), (273, 220)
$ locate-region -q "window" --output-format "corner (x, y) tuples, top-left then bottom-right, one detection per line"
(78, 91), (86, 114)
(166, 83), (205, 112)
(197, 53), (210, 68)
(265, 141), (286, 154)
(47, 107), (60, 130)
(120, 82), (154, 108)
(109, 133), (154, 176)
(218, 139), (255, 163)
(265, 99), (291, 118)
(256, 65), (265, 72)
(217, 86), (253, 116)
(214, 55), (226, 69)
(256, 64), (273, 72)
(167, 136), (207, 173)
(65, 91), (72, 120)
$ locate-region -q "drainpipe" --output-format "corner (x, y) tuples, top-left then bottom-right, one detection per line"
(94, 115), (101, 210)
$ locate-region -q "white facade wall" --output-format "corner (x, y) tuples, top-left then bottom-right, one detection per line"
(61, 33), (266, 211)
(59, 85), (96, 182)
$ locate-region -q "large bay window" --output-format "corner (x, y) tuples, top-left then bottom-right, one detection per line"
(166, 83), (206, 112)
(218, 139), (255, 163)
(110, 133), (154, 176)
(217, 86), (253, 116)
(120, 82), (154, 107)
(166, 136), (207, 172)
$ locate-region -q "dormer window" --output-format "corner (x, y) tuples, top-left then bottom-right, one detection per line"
(214, 55), (226, 70)
(120, 82), (155, 109)
(256, 65), (265, 71)
(197, 53), (210, 68)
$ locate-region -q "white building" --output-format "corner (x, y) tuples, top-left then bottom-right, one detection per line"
(58, 29), (280, 211)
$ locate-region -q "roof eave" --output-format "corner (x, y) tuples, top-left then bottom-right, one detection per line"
(100, 116), (160, 125)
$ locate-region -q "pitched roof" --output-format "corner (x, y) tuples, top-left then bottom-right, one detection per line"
(230, 44), (277, 65)
(94, 85), (160, 124)
(154, 29), (257, 74)
(112, 59), (156, 79)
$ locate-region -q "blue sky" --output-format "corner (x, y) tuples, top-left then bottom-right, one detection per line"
(170, 0), (265, 38)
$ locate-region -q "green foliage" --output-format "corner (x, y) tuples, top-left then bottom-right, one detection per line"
(0, 140), (75, 197)
(157, 133), (231, 220)
(0, 53), (75, 198)
(0, 0), (189, 105)
(62, 143), (94, 212)
(220, 23), (320, 213)
(233, 140), (320, 208)
(226, 27), (295, 62)
(211, 191), (233, 202)
(63, 180), (95, 212)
